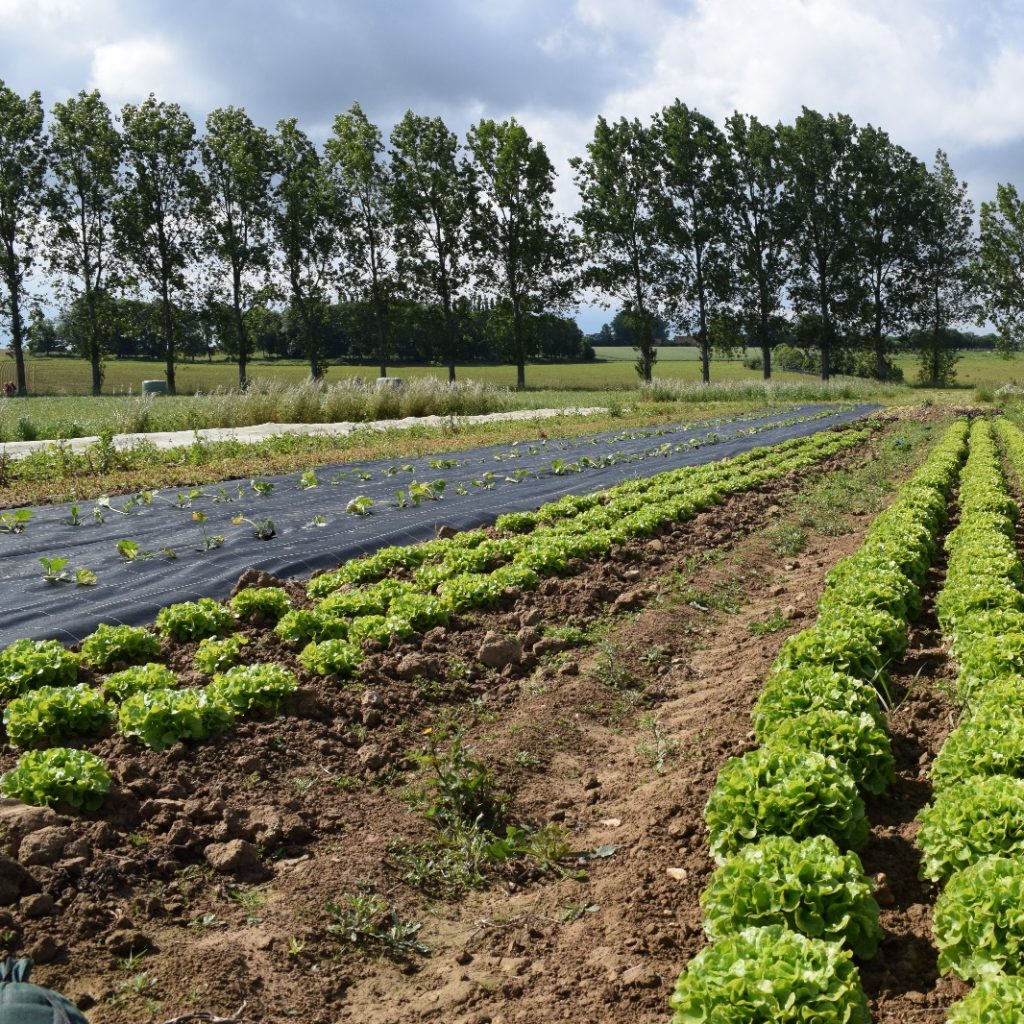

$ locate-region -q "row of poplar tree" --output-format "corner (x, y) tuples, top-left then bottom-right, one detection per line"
(2, 79), (1024, 395)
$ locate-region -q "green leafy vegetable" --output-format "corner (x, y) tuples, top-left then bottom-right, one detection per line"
(0, 747), (111, 810)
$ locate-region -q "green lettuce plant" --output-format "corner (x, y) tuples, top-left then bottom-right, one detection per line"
(118, 687), (235, 750)
(759, 709), (895, 796)
(80, 624), (161, 671)
(156, 598), (235, 641)
(207, 663), (297, 714)
(931, 711), (1024, 790)
(3, 684), (113, 747)
(193, 634), (248, 674)
(701, 834), (882, 957)
(705, 746), (868, 862)
(0, 747), (111, 810)
(0, 639), (79, 700)
(918, 775), (1024, 882)
(772, 625), (887, 686)
(753, 667), (886, 734)
(275, 609), (348, 648)
(934, 855), (1024, 980)
(298, 639), (363, 679)
(229, 586), (293, 623)
(102, 663), (176, 703)
(667, 924), (870, 1024)
(947, 971), (1024, 1023)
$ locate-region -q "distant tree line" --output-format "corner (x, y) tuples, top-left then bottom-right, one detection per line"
(1, 80), (1023, 396)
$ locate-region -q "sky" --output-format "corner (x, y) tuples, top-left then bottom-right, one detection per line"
(1, 0), (1022, 333)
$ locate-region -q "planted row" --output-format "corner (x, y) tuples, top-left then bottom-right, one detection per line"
(914, 418), (1024, 1020)
(670, 420), (968, 1023)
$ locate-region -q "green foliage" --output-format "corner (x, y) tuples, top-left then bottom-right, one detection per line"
(772, 625), (887, 687)
(298, 639), (362, 678)
(80, 624), (161, 671)
(0, 638), (79, 700)
(102, 662), (176, 703)
(207, 663), (297, 714)
(931, 710), (1024, 790)
(934, 855), (1024, 980)
(155, 598), (235, 641)
(3, 683), (113, 747)
(918, 775), (1024, 883)
(274, 609), (347, 648)
(229, 586), (293, 623)
(701, 834), (882, 957)
(668, 924), (870, 1024)
(118, 687), (235, 750)
(704, 745), (868, 862)
(947, 973), (1024, 1024)
(0, 747), (111, 810)
(325, 892), (428, 959)
(193, 634), (248, 674)
(753, 667), (886, 735)
(760, 710), (895, 796)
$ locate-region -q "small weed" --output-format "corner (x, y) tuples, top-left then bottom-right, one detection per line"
(188, 912), (225, 932)
(636, 714), (679, 772)
(590, 642), (641, 691)
(512, 749), (541, 770)
(226, 885), (266, 912)
(544, 624), (591, 646)
(747, 609), (788, 635)
(766, 522), (807, 557)
(116, 949), (148, 972)
(560, 900), (599, 923)
(325, 892), (429, 959)
(126, 832), (149, 847)
(287, 936), (306, 957)
(330, 773), (362, 791)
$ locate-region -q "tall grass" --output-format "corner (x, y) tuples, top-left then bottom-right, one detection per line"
(2, 378), (515, 441)
(637, 377), (902, 404)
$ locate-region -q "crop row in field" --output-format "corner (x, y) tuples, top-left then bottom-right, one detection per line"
(0, 426), (868, 814)
(668, 418), (969, 1022)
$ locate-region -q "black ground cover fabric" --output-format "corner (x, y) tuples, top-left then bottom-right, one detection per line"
(0, 404), (875, 647)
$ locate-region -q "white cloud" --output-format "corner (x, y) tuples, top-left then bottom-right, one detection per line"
(88, 35), (213, 109)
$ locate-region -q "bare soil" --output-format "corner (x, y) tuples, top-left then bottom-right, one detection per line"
(0, 422), (965, 1024)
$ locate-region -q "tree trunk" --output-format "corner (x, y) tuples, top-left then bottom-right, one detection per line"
(232, 269), (248, 391)
(761, 341), (772, 380)
(86, 286), (103, 396)
(513, 297), (526, 390)
(159, 279), (176, 395)
(443, 291), (457, 383)
(699, 329), (710, 384)
(696, 262), (710, 384)
(9, 285), (27, 397)
(873, 283), (886, 381)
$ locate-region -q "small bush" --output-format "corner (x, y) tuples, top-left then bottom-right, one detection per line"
(102, 663), (177, 703)
(759, 710), (895, 796)
(667, 924), (870, 1024)
(207, 663), (298, 714)
(934, 855), (1024, 980)
(0, 639), (79, 700)
(701, 834), (882, 957)
(229, 586), (293, 623)
(704, 745), (868, 862)
(298, 639), (363, 679)
(0, 747), (111, 810)
(79, 624), (161, 671)
(947, 973), (1024, 1023)
(194, 635), (248, 675)
(918, 775), (1024, 883)
(3, 684), (113, 747)
(155, 598), (235, 641)
(118, 687), (235, 750)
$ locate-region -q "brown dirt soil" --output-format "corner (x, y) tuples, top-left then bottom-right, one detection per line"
(0, 423), (963, 1024)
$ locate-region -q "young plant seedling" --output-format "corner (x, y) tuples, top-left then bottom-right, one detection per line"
(250, 479), (274, 496)
(39, 556), (96, 585)
(192, 511), (224, 550)
(305, 514), (327, 529)
(231, 515), (276, 540)
(346, 496), (374, 516)
(67, 505), (82, 527)
(299, 469), (319, 489)
(0, 509), (32, 533)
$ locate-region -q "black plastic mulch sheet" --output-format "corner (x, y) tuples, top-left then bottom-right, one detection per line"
(0, 403), (876, 647)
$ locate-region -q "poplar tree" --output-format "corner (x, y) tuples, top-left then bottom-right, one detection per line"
(0, 81), (46, 396)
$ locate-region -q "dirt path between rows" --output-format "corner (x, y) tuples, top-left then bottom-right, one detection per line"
(0, 419), (965, 1024)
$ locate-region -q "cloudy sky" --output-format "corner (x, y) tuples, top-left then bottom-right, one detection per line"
(1, 0), (1021, 331)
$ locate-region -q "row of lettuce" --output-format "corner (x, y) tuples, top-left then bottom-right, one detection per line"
(909, 417), (1024, 1019)
(668, 418), (969, 1023)
(0, 425), (869, 811)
